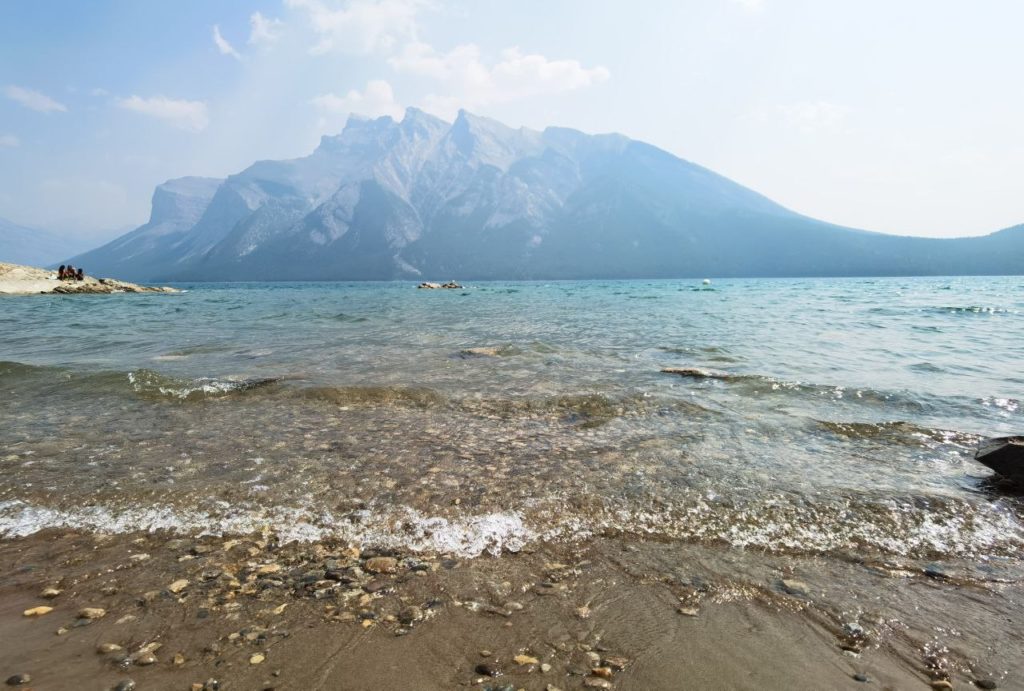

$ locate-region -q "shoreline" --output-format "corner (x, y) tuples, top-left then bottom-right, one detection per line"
(0, 529), (1014, 690)
(0, 262), (177, 295)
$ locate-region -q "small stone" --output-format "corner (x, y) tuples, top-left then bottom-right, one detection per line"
(364, 557), (398, 574)
(475, 662), (500, 677)
(780, 579), (810, 596)
(514, 654), (539, 665)
(853, 673), (869, 682)
(134, 652), (158, 666)
(602, 656), (628, 671)
(97, 642), (124, 654)
(591, 667), (614, 679)
(677, 607), (699, 617)
(168, 579), (190, 593)
(23, 605), (53, 617)
(174, 653), (186, 665)
(397, 606), (424, 625)
(114, 681), (136, 691)
(585, 652), (601, 663)
(78, 607), (107, 619)
(583, 678), (613, 689)
(5, 674), (30, 686)
(39, 587), (62, 598)
(250, 653), (265, 665)
(541, 663), (552, 673)
(575, 605), (591, 619)
(479, 650), (493, 657)
(203, 680), (220, 691)
(546, 686), (564, 691)
(256, 564), (281, 576)
(975, 681), (997, 690)
(930, 682), (953, 691)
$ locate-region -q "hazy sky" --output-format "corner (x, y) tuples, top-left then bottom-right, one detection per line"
(1, 0), (1022, 243)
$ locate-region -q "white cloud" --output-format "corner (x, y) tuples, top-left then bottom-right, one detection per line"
(4, 85), (68, 113)
(389, 43), (610, 119)
(213, 25), (242, 60)
(249, 11), (283, 44)
(286, 0), (420, 54)
(311, 79), (404, 119)
(116, 95), (210, 132)
(0, 134), (19, 148)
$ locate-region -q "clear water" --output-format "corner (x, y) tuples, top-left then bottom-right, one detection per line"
(1, 277), (1022, 561)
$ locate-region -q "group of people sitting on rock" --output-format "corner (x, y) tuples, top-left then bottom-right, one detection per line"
(57, 264), (85, 281)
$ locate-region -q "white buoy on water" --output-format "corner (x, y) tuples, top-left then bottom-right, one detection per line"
(702, 278), (711, 285)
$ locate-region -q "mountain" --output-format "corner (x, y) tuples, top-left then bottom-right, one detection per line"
(70, 109), (1024, 281)
(0, 217), (88, 268)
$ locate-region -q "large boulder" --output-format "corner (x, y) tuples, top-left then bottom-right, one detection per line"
(975, 436), (1024, 483)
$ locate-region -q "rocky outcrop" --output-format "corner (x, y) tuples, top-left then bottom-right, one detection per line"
(417, 281), (463, 289)
(0, 262), (178, 295)
(975, 436), (1024, 483)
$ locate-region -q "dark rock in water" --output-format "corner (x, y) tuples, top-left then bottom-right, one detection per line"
(114, 680), (137, 691)
(975, 436), (1024, 482)
(5, 674), (31, 686)
(853, 673), (869, 682)
(974, 680), (998, 690)
(660, 367), (729, 379)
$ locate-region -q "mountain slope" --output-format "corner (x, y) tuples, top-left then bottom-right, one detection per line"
(73, 109), (1024, 281)
(0, 217), (87, 267)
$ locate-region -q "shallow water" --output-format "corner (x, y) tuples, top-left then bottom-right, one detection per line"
(1, 277), (1022, 563)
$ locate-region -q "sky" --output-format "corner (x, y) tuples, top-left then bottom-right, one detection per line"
(1, 0), (1022, 245)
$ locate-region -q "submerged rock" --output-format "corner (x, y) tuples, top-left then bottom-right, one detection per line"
(975, 436), (1024, 483)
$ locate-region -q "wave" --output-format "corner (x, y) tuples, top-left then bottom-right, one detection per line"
(929, 306), (1019, 315)
(2, 488), (1021, 562)
(815, 420), (979, 448)
(127, 369), (280, 401)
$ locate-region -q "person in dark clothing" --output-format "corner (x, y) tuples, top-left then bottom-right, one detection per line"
(75, 268), (84, 281)
(57, 265), (66, 279)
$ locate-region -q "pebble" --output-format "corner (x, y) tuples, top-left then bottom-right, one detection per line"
(780, 579), (810, 596)
(78, 607), (107, 620)
(591, 666), (614, 679)
(256, 564), (282, 576)
(853, 673), (869, 682)
(168, 579), (190, 594)
(134, 652), (158, 666)
(930, 682), (953, 690)
(23, 606), (53, 617)
(174, 653), (186, 665)
(677, 607), (699, 617)
(364, 557), (398, 574)
(602, 656), (628, 671)
(39, 587), (62, 598)
(514, 654), (539, 665)
(583, 678), (613, 689)
(475, 663), (500, 677)
(545, 686), (563, 691)
(250, 653), (266, 665)
(975, 681), (997, 690)
(4, 674), (30, 686)
(479, 650), (493, 657)
(114, 681), (136, 691)
(97, 643), (124, 654)
(397, 606), (424, 625)
(575, 606), (591, 619)
(540, 663), (552, 673)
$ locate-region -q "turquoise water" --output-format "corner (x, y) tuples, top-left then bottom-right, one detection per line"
(1, 277), (1022, 560)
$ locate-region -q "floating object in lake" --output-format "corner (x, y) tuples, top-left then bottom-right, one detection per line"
(975, 436), (1024, 483)
(703, 278), (711, 285)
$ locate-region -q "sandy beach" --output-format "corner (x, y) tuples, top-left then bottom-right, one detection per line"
(4, 529), (1011, 691)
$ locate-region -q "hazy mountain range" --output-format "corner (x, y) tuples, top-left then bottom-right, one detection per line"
(37, 108), (1024, 280)
(0, 217), (93, 268)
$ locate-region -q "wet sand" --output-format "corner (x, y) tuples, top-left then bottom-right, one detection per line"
(1, 530), (1017, 690)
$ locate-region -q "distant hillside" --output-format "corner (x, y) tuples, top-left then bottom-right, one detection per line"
(0, 217), (88, 268)
(69, 109), (1024, 281)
